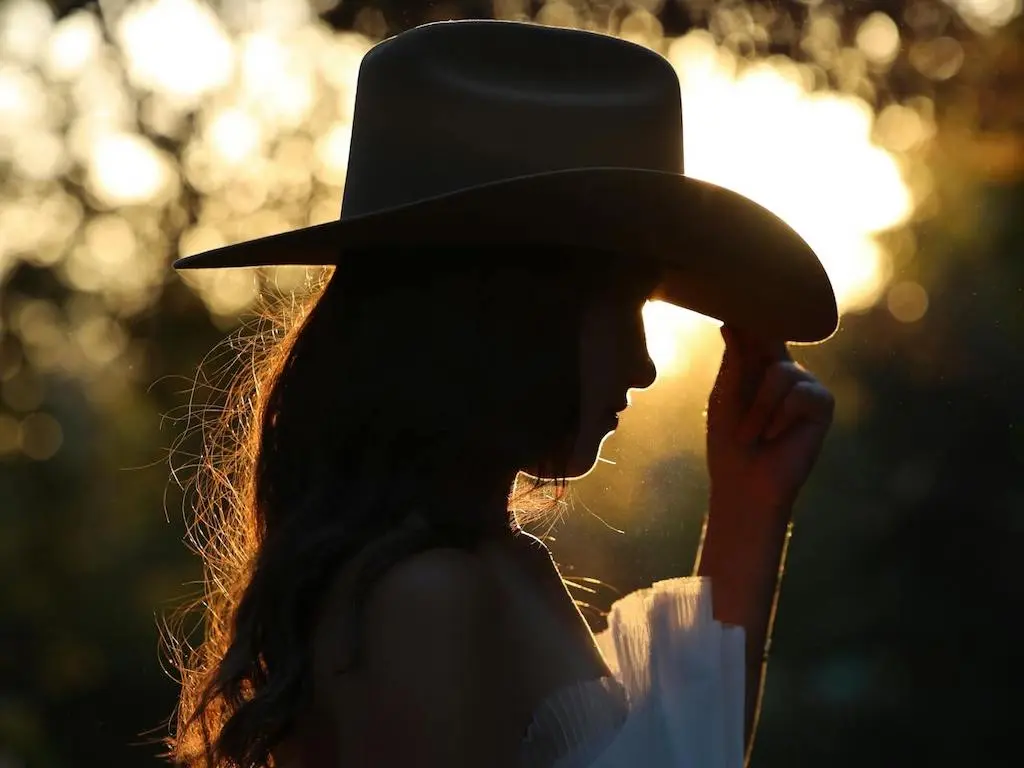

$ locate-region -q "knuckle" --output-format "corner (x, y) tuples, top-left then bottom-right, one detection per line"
(789, 380), (835, 414)
(764, 361), (798, 390)
(770, 360), (799, 376)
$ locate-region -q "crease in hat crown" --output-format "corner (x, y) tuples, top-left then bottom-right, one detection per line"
(340, 19), (687, 219)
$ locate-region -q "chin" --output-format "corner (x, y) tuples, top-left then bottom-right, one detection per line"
(563, 461), (594, 480)
(564, 429), (616, 479)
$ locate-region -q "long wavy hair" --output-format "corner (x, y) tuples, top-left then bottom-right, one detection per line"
(161, 244), (652, 768)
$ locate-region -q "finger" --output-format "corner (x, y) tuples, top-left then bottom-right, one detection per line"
(718, 325), (793, 409)
(723, 325), (792, 365)
(763, 380), (835, 441)
(709, 329), (745, 430)
(736, 361), (807, 445)
(714, 326), (744, 398)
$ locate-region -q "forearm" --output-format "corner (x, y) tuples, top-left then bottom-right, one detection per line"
(693, 496), (792, 763)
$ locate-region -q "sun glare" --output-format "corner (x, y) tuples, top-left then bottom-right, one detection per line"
(88, 132), (176, 206)
(44, 10), (103, 81)
(116, 0), (235, 104)
(622, 32), (916, 374)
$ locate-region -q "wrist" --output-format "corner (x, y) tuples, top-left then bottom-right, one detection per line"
(700, 493), (792, 582)
(708, 488), (792, 530)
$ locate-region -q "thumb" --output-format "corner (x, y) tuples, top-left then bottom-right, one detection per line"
(711, 325), (792, 418)
(712, 325), (743, 396)
(708, 326), (746, 431)
(714, 325), (773, 398)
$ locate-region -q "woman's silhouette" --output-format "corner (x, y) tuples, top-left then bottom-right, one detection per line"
(164, 20), (836, 768)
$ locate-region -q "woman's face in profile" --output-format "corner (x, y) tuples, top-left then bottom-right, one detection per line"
(565, 275), (658, 477)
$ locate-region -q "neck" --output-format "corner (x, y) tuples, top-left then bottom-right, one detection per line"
(472, 470), (521, 538)
(420, 468), (519, 541)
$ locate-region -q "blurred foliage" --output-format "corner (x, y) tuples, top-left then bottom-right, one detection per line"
(1, 0), (1022, 766)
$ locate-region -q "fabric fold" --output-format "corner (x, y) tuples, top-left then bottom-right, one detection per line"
(521, 576), (746, 768)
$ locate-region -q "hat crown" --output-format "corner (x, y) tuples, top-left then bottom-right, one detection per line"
(341, 20), (685, 218)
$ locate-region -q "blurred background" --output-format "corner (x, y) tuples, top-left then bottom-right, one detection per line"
(0, 0), (1021, 765)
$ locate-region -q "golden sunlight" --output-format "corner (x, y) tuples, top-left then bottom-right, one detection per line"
(0, 0), (54, 66)
(856, 13), (901, 66)
(115, 0), (235, 104)
(945, 0), (1023, 32)
(641, 302), (712, 376)
(634, 30), (915, 374)
(44, 10), (103, 81)
(206, 107), (264, 165)
(88, 132), (177, 206)
(670, 31), (913, 310)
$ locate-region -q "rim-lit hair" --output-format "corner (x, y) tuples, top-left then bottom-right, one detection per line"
(162, 244), (660, 767)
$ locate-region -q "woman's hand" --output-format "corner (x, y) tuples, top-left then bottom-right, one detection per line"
(706, 325), (835, 516)
(700, 325), (834, 761)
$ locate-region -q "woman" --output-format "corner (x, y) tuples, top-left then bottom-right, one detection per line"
(165, 19), (837, 768)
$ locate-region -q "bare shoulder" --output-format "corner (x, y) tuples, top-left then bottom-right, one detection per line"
(376, 545), (490, 596)
(316, 546), (499, 665)
(315, 547), (522, 767)
(362, 546), (498, 640)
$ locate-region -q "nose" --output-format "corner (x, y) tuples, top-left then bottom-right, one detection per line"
(631, 353), (657, 392)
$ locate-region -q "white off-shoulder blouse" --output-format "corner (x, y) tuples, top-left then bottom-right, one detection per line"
(519, 577), (746, 768)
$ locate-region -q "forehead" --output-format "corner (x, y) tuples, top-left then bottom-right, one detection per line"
(587, 255), (662, 300)
(339, 244), (662, 303)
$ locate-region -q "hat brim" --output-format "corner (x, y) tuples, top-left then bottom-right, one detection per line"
(173, 167), (838, 342)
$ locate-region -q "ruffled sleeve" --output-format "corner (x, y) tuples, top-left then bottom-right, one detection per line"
(586, 576), (746, 768)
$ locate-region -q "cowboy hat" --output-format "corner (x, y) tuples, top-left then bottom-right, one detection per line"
(172, 19), (838, 342)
